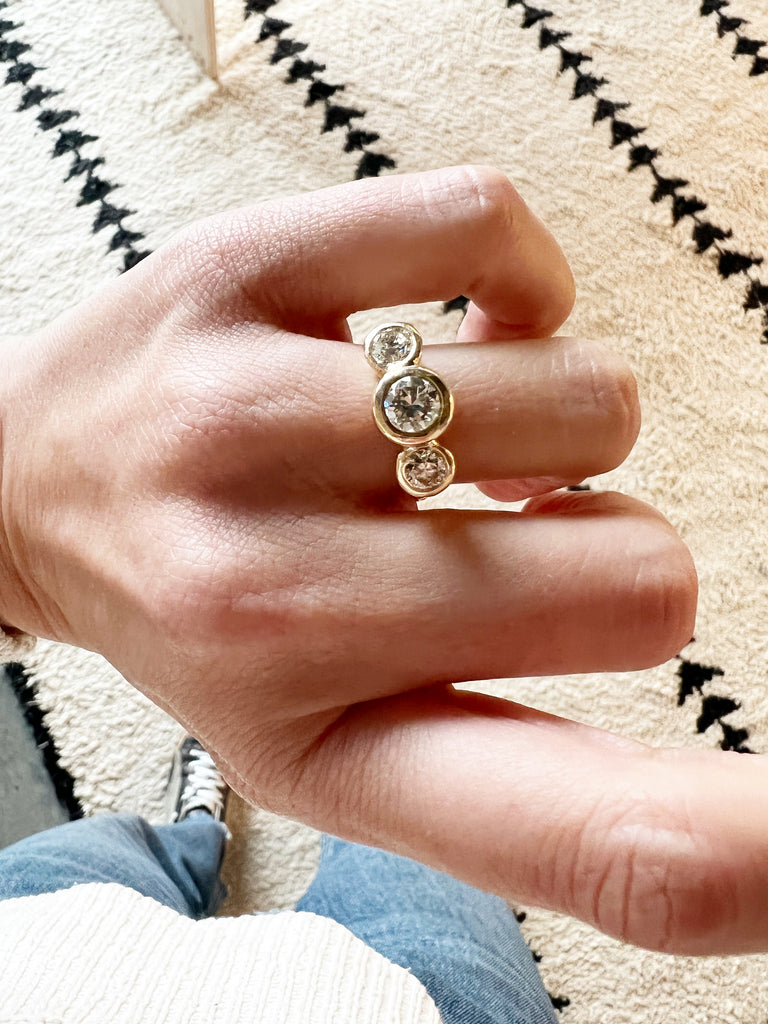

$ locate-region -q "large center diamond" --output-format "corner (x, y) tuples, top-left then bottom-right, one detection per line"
(383, 374), (442, 434)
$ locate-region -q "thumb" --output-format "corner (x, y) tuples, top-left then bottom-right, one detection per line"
(245, 686), (768, 956)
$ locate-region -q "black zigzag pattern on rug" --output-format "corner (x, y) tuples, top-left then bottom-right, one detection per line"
(245, 0), (472, 315)
(506, 0), (768, 346)
(5, 662), (84, 820)
(245, 0), (396, 180)
(700, 0), (768, 76)
(0, 3), (150, 272)
(677, 656), (754, 753)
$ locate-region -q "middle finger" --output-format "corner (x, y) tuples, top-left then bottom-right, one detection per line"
(226, 490), (695, 717)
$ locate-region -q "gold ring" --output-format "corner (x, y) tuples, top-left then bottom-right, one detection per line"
(364, 322), (456, 497)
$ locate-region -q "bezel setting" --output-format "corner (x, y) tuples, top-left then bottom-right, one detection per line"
(364, 322), (422, 373)
(396, 443), (456, 497)
(365, 321), (456, 498)
(373, 364), (454, 444)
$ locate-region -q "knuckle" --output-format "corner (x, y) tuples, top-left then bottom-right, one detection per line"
(454, 164), (526, 228)
(584, 796), (732, 953)
(551, 339), (640, 478)
(160, 210), (270, 319)
(443, 165), (574, 334)
(591, 830), (679, 951)
(462, 163), (524, 206)
(625, 525), (698, 664)
(137, 535), (243, 648)
(163, 217), (232, 300)
(412, 165), (525, 239)
(582, 342), (641, 470)
(144, 529), (317, 650)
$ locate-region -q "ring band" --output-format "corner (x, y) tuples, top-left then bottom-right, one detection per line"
(364, 323), (456, 497)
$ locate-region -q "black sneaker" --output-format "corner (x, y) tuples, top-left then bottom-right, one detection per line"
(165, 737), (229, 824)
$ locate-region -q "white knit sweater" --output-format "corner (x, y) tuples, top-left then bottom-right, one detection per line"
(0, 883), (442, 1023)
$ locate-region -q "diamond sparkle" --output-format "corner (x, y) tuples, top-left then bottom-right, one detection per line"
(367, 324), (419, 371)
(383, 375), (442, 434)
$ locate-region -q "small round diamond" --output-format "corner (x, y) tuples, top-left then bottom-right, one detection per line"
(366, 324), (420, 371)
(399, 446), (452, 494)
(383, 374), (442, 434)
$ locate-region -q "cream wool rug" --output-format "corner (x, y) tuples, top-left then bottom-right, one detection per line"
(1, 0), (768, 1020)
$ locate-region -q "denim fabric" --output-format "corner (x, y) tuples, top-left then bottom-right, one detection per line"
(298, 836), (557, 1024)
(0, 813), (227, 918)
(0, 817), (555, 1024)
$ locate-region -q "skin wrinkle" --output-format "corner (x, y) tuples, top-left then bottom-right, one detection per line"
(583, 341), (641, 465)
(538, 776), (633, 943)
(451, 168), (573, 335)
(170, 212), (281, 322)
(247, 192), (368, 322)
(610, 821), (689, 952)
(589, 793), (645, 942)
(546, 339), (639, 476)
(627, 531), (695, 661)
(591, 844), (617, 943)
(432, 337), (639, 483)
(581, 757), (728, 951)
(522, 801), (575, 918)
(450, 169), (524, 320)
(659, 863), (675, 954)
(535, 764), (613, 924)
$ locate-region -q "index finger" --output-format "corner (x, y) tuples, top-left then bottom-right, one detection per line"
(183, 166), (575, 338)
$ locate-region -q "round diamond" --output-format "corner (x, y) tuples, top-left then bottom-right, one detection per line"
(400, 447), (451, 493)
(367, 325), (418, 371)
(383, 375), (442, 434)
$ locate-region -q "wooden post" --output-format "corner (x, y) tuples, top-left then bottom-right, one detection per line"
(155, 0), (217, 79)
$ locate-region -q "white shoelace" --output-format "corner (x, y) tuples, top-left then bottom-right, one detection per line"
(178, 747), (228, 819)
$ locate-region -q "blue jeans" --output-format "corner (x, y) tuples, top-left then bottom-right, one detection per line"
(0, 815), (556, 1024)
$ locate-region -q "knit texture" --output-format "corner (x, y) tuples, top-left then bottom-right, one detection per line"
(0, 883), (442, 1023)
(1, 0), (767, 1021)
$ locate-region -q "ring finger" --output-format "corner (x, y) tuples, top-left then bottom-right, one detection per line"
(211, 329), (640, 500)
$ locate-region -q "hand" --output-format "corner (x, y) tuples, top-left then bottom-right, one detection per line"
(0, 166), (716, 954)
